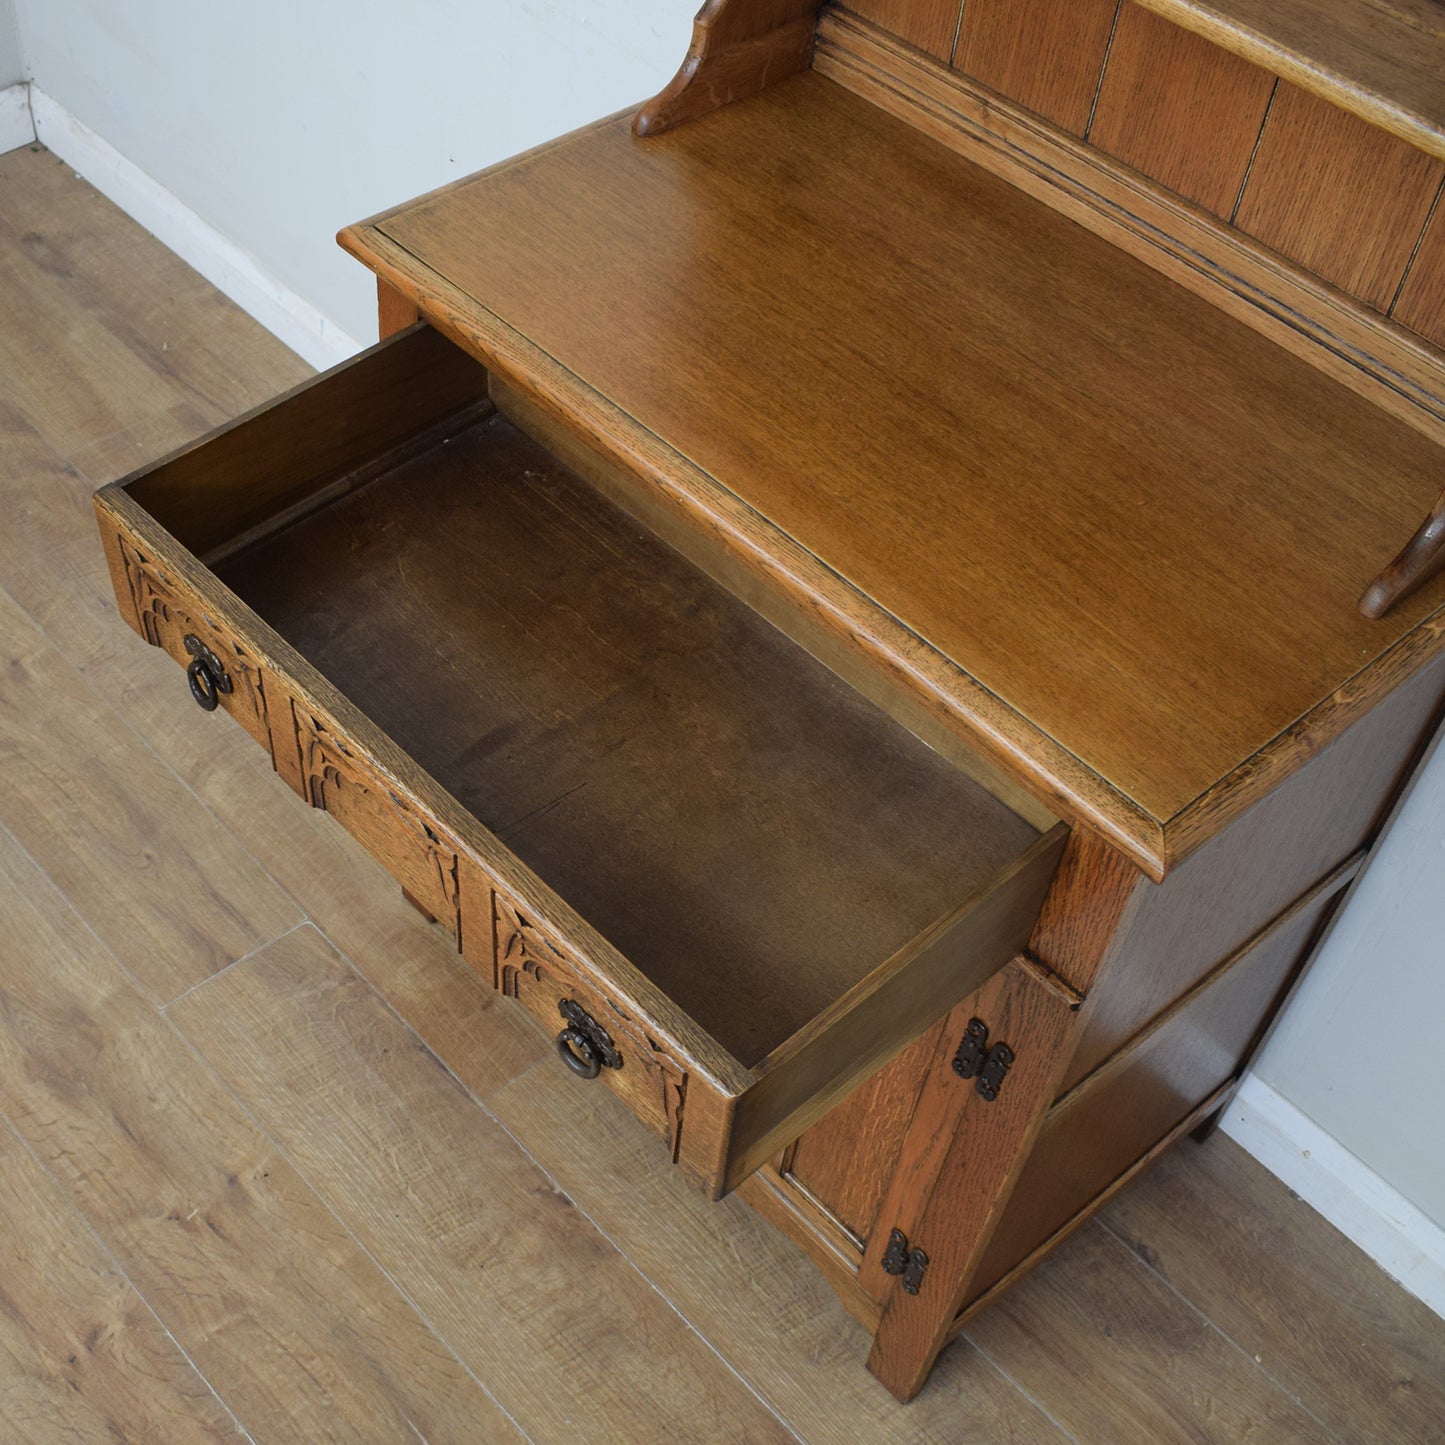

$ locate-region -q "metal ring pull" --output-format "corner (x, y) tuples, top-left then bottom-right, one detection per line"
(183, 634), (232, 712)
(555, 997), (623, 1080)
(556, 1027), (602, 1078)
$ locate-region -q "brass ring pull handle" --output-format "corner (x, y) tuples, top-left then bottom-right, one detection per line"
(556, 1026), (602, 1078)
(555, 997), (623, 1080)
(183, 634), (233, 712)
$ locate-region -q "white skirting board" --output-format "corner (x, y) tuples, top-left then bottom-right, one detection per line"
(0, 82), (36, 154)
(26, 86), (361, 370)
(1222, 1073), (1445, 1319)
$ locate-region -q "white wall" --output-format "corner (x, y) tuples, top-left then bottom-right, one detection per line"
(1248, 740), (1445, 1228)
(0, 0), (23, 88)
(12, 0), (695, 346)
(8, 0), (1443, 1293)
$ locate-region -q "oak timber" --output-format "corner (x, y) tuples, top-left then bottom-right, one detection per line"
(1087, 2), (1276, 218)
(1233, 81), (1445, 309)
(1133, 0), (1445, 162)
(346, 70), (1445, 875)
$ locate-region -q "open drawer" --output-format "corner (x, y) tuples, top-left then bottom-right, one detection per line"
(94, 324), (1067, 1199)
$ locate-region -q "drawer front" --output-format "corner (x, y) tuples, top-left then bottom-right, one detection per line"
(107, 528), (275, 753)
(483, 888), (689, 1157)
(291, 705), (463, 944)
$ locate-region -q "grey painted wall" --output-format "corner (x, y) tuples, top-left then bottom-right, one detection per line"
(1253, 739), (1445, 1227)
(12, 0), (694, 343)
(8, 0), (1443, 1232)
(0, 0), (23, 88)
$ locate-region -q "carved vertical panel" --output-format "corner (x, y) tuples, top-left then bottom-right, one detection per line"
(491, 892), (690, 1160)
(115, 533), (273, 750)
(294, 708), (463, 944)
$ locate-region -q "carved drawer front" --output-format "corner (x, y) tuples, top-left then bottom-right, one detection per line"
(486, 889), (689, 1156)
(292, 707), (463, 944)
(108, 531), (274, 755)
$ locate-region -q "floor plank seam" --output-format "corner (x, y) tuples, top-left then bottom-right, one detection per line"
(158, 920), (312, 1013)
(0, 853), (533, 1445)
(950, 1330), (1083, 1443)
(154, 921), (540, 1445)
(1091, 1209), (1349, 1443)
(481, 1060), (809, 1444)
(306, 920), (808, 1443)
(0, 1097), (259, 1444)
(0, 573), (311, 964)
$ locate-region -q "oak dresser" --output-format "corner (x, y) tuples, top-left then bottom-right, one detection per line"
(95, 0), (1445, 1400)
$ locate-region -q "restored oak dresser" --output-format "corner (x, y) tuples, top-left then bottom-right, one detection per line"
(94, 0), (1445, 1401)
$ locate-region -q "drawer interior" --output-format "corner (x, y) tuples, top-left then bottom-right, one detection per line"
(131, 330), (1050, 1070)
(219, 413), (1037, 1065)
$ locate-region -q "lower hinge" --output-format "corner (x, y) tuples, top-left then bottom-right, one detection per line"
(951, 1017), (1014, 1101)
(880, 1228), (929, 1295)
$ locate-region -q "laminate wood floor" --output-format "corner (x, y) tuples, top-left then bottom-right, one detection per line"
(0, 141), (1440, 1443)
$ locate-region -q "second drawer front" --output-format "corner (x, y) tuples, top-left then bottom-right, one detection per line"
(476, 884), (690, 1158)
(291, 705), (463, 944)
(109, 529), (275, 753)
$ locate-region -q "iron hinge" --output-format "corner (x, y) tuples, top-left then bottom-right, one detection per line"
(951, 1017), (1014, 1101)
(880, 1228), (929, 1295)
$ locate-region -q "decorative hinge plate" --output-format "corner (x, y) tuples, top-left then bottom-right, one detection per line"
(880, 1228), (929, 1295)
(951, 1017), (1014, 1101)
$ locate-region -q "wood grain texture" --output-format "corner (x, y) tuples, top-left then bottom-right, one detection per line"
(1101, 1136), (1445, 1444)
(1394, 193), (1445, 347)
(841, 0), (960, 61)
(1060, 650), (1445, 1089)
(168, 925), (797, 1442)
(488, 1057), (1070, 1438)
(355, 73), (1445, 873)
(108, 341), (1058, 1196)
(972, 872), (1345, 1297)
(492, 376), (1058, 833)
(1134, 0), (1445, 161)
(376, 276), (419, 338)
(1088, 2), (1276, 217)
(866, 959), (1080, 1400)
(1235, 81), (1445, 309)
(0, 579), (301, 1005)
(785, 1022), (943, 1242)
(817, 12), (1445, 451)
(953, 0), (1119, 135)
(965, 1224), (1333, 1442)
(124, 323), (491, 562)
(634, 0), (817, 136)
(0, 833), (521, 1443)
(954, 1085), (1232, 1328)
(733, 1165), (880, 1325)
(0, 1118), (243, 1443)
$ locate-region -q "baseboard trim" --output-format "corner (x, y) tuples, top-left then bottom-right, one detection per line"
(0, 82), (36, 155)
(1222, 1073), (1445, 1320)
(28, 87), (362, 370)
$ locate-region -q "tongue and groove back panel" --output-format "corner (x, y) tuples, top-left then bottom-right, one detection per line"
(845, 0), (1445, 348)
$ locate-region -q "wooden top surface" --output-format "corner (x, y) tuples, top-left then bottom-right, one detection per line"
(347, 73), (1445, 871)
(1136, 0), (1445, 161)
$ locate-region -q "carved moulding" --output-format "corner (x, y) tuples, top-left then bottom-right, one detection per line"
(492, 891), (690, 1159)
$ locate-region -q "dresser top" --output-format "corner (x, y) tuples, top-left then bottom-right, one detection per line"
(343, 71), (1445, 874)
